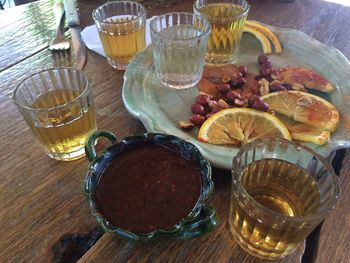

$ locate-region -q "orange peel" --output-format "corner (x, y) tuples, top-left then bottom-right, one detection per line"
(245, 20), (283, 54)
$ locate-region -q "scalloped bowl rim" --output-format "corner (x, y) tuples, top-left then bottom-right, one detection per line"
(84, 133), (214, 241)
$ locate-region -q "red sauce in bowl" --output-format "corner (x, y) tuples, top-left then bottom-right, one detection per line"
(95, 144), (202, 234)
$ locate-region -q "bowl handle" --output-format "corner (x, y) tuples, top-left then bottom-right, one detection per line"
(85, 130), (118, 162)
(177, 206), (219, 240)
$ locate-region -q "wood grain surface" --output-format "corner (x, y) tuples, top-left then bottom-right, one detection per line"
(0, 0), (350, 262)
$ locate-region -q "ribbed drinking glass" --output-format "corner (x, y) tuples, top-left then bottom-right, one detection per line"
(230, 139), (340, 260)
(93, 1), (146, 70)
(150, 12), (211, 89)
(13, 68), (97, 161)
(194, 0), (250, 64)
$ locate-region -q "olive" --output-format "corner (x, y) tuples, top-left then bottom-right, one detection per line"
(190, 114), (206, 126)
(283, 83), (292, 90)
(269, 84), (286, 92)
(215, 83), (231, 93)
(211, 107), (221, 114)
(196, 94), (211, 105)
(206, 108), (221, 119)
(250, 100), (269, 112)
(258, 55), (271, 65)
(248, 94), (259, 106)
(263, 60), (272, 68)
(236, 76), (247, 86)
(226, 90), (241, 102)
(238, 65), (248, 77)
(204, 104), (212, 113)
(229, 78), (239, 89)
(259, 65), (272, 76)
(205, 113), (214, 119)
(254, 74), (264, 81)
(191, 103), (205, 115)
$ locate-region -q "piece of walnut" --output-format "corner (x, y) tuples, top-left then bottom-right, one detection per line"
(258, 78), (270, 96)
(179, 121), (195, 130)
(217, 99), (229, 109)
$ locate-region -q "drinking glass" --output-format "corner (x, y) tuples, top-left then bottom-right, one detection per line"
(230, 139), (340, 260)
(93, 1), (146, 70)
(150, 12), (211, 89)
(194, 0), (250, 64)
(13, 68), (97, 161)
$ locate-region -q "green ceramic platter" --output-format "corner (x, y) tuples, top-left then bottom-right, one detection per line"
(123, 24), (350, 169)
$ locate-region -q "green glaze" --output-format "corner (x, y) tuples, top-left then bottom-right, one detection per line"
(122, 23), (350, 169)
(84, 130), (218, 241)
(85, 130), (118, 162)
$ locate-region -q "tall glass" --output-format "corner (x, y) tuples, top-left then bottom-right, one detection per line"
(13, 68), (97, 161)
(194, 0), (250, 64)
(150, 12), (211, 89)
(93, 1), (146, 70)
(230, 139), (340, 260)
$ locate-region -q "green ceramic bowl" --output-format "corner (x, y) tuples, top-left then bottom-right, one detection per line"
(83, 130), (218, 241)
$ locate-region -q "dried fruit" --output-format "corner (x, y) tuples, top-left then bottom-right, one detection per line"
(196, 94), (211, 105)
(191, 103), (205, 115)
(190, 114), (206, 126)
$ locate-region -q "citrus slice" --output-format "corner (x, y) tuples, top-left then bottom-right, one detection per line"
(245, 21), (283, 54)
(275, 113), (330, 145)
(198, 108), (291, 145)
(243, 26), (272, 54)
(261, 91), (339, 132)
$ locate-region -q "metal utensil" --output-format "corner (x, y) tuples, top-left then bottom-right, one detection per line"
(64, 0), (87, 70)
(49, 2), (70, 51)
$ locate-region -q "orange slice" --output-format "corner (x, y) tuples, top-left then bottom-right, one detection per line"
(198, 108), (291, 145)
(243, 25), (272, 54)
(245, 21), (283, 54)
(261, 91), (339, 132)
(275, 114), (330, 145)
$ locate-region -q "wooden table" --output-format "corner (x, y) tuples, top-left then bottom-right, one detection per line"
(1, 0), (349, 262)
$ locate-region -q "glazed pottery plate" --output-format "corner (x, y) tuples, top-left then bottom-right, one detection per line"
(123, 24), (350, 169)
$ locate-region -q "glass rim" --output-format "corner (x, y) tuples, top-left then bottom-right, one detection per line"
(13, 67), (91, 112)
(231, 138), (340, 224)
(193, 0), (250, 20)
(150, 12), (211, 42)
(92, 1), (146, 25)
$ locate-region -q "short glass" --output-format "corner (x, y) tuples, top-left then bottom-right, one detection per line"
(93, 1), (146, 70)
(13, 68), (97, 161)
(230, 139), (340, 260)
(150, 12), (211, 89)
(194, 0), (250, 64)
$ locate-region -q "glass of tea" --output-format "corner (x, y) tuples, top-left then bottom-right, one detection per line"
(13, 68), (97, 161)
(230, 139), (340, 260)
(194, 0), (250, 64)
(150, 12), (211, 89)
(93, 1), (146, 70)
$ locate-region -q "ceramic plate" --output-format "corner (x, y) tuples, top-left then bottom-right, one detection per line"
(123, 24), (350, 169)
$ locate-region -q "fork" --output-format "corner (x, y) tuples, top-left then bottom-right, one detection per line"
(49, 2), (70, 51)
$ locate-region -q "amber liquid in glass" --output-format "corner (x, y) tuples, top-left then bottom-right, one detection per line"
(230, 159), (321, 259)
(197, 3), (246, 64)
(98, 16), (146, 67)
(27, 89), (97, 160)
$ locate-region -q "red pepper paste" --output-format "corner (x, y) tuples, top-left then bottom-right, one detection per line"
(95, 144), (202, 233)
